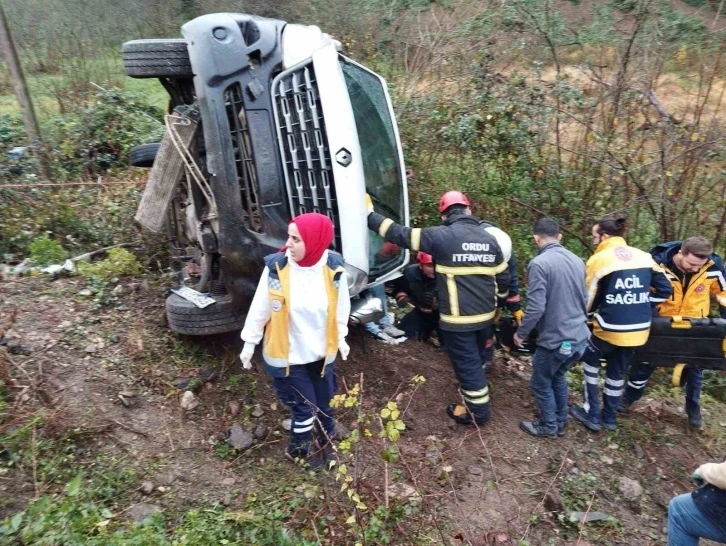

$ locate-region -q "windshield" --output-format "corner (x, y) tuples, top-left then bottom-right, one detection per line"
(340, 58), (406, 277)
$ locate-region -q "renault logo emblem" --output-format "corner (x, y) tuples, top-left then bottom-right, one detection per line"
(335, 148), (352, 167)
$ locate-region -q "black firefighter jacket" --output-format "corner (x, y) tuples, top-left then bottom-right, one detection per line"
(368, 212), (510, 332)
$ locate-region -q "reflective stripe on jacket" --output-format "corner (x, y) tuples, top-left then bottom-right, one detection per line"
(587, 237), (672, 347)
(262, 251), (345, 374)
(368, 212), (509, 331)
(651, 241), (726, 319)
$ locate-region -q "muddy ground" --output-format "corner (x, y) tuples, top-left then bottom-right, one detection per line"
(0, 275), (721, 545)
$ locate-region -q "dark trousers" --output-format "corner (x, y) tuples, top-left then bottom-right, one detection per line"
(582, 337), (636, 425)
(530, 343), (585, 432)
(399, 308), (440, 341)
(440, 326), (492, 422)
(271, 360), (336, 456)
(625, 363), (702, 414)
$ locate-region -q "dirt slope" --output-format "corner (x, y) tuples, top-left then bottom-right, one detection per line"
(0, 275), (721, 545)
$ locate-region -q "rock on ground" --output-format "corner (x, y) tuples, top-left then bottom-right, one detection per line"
(619, 477), (643, 502)
(129, 503), (162, 522)
(229, 423), (253, 451)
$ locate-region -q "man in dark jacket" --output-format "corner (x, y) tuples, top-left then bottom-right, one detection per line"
(668, 459), (726, 545)
(393, 251), (440, 342)
(623, 237), (726, 427)
(514, 218), (590, 438)
(367, 190), (509, 425)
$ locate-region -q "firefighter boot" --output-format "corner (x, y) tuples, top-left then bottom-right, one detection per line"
(446, 404), (489, 426)
(285, 440), (323, 471)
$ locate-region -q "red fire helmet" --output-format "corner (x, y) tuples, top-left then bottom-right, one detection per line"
(417, 251), (433, 264)
(438, 190), (470, 213)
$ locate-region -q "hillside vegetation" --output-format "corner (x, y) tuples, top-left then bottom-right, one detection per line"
(2, 1), (726, 545)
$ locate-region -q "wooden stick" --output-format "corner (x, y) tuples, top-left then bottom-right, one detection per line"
(575, 493), (597, 545)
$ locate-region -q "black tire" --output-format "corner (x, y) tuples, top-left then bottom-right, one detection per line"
(130, 143), (161, 168)
(122, 39), (193, 79)
(166, 293), (246, 335)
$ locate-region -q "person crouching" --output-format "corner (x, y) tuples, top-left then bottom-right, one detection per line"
(239, 213), (351, 469)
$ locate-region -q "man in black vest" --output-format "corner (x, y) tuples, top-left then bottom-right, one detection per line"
(392, 251), (439, 343)
(367, 191), (509, 425)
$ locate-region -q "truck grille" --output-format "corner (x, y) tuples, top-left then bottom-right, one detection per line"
(272, 63), (341, 250)
(224, 83), (262, 232)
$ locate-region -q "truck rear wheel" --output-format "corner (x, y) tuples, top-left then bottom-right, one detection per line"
(166, 293), (245, 335)
(129, 143), (160, 168)
(122, 39), (193, 79)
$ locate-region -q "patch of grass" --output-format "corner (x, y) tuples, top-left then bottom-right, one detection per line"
(123, 78), (169, 113)
(560, 472), (598, 512)
(0, 381), (8, 426)
(77, 248), (143, 282)
(214, 443), (236, 461)
(227, 374), (244, 388)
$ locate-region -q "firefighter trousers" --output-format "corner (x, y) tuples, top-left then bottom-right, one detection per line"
(440, 326), (493, 422)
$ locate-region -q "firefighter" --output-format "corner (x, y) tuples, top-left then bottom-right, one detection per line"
(622, 236), (726, 428)
(366, 190), (509, 425)
(393, 251), (440, 343)
(478, 219), (522, 372)
(570, 217), (672, 433)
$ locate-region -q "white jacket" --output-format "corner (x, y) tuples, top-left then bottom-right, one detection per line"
(241, 250), (350, 365)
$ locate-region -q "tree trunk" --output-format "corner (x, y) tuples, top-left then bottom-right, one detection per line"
(0, 0), (52, 181)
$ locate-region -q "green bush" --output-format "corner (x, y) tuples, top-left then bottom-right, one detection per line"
(42, 89), (165, 180)
(76, 247), (143, 281)
(27, 234), (69, 266)
(0, 185), (145, 261)
(1, 90), (164, 182)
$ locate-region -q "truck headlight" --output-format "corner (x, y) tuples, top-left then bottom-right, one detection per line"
(344, 263), (368, 297)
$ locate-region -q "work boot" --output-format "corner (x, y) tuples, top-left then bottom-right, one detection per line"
(285, 445), (323, 471)
(320, 442), (336, 468)
(557, 421), (567, 437)
(616, 398), (632, 414)
(570, 406), (601, 433)
(602, 422), (617, 432)
(519, 421), (557, 439)
(687, 406), (703, 429)
(446, 404), (489, 426)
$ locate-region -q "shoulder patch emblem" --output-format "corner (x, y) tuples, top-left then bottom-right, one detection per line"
(614, 247), (632, 261)
(271, 299), (283, 312)
(695, 284), (706, 293)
